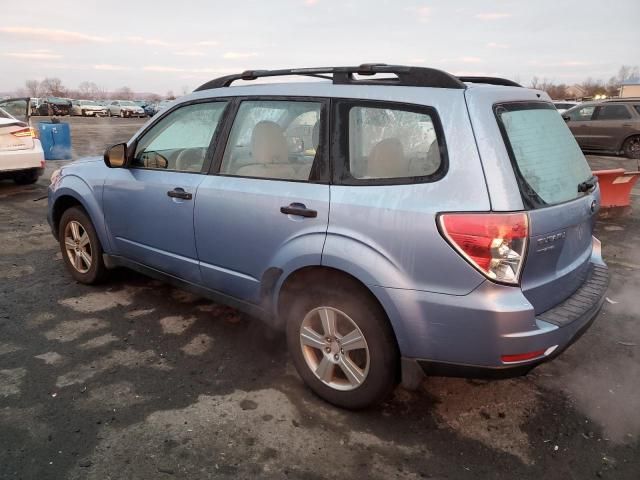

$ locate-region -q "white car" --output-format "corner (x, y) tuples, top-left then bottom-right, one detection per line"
(0, 98), (45, 184)
(553, 101), (579, 114)
(71, 99), (106, 117)
(106, 100), (146, 118)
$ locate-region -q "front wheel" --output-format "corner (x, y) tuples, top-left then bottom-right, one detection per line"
(286, 283), (399, 409)
(59, 207), (107, 284)
(623, 136), (640, 159)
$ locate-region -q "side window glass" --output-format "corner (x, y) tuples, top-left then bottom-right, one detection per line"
(220, 100), (323, 181)
(348, 106), (442, 180)
(595, 105), (632, 120)
(569, 106), (595, 121)
(133, 102), (227, 172)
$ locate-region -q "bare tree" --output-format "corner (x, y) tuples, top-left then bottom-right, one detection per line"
(145, 93), (162, 103)
(40, 77), (67, 97)
(115, 86), (134, 100)
(166, 90), (176, 100)
(77, 81), (101, 99)
(25, 80), (41, 97)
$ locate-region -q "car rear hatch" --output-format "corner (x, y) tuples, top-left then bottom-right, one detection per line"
(493, 101), (599, 313)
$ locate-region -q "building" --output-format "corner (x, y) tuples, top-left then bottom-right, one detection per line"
(620, 79), (640, 98)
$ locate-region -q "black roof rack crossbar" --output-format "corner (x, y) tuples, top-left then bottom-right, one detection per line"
(458, 76), (522, 87)
(194, 64), (467, 91)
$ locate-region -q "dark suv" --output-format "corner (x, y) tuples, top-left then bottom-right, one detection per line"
(563, 99), (640, 159)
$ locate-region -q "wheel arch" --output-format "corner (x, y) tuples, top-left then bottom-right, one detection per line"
(620, 133), (640, 154)
(275, 265), (405, 354)
(50, 180), (111, 251)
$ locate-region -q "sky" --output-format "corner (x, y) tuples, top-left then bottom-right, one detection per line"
(1, 0), (638, 95)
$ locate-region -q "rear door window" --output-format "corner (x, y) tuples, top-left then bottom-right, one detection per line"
(594, 104), (632, 120)
(334, 100), (447, 184)
(495, 102), (592, 208)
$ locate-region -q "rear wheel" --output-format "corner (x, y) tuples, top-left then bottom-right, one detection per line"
(59, 207), (107, 284)
(623, 136), (640, 159)
(13, 169), (39, 185)
(285, 282), (399, 409)
(81, 109), (86, 117)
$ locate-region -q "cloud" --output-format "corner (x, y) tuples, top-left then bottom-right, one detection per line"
(94, 64), (131, 71)
(142, 66), (237, 75)
(222, 51), (258, 59)
(475, 13), (512, 20)
(126, 36), (172, 47)
(405, 6), (431, 22)
(304, 0), (319, 5)
(487, 42), (509, 49)
(460, 56), (484, 64)
(196, 40), (219, 47)
(173, 50), (206, 57)
(0, 26), (110, 43)
(4, 51), (62, 60)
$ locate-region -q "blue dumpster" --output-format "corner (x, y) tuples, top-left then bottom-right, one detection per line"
(38, 121), (72, 160)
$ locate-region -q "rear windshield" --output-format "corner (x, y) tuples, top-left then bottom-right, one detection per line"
(495, 102), (592, 208)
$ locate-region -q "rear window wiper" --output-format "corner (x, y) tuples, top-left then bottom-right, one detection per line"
(578, 175), (597, 193)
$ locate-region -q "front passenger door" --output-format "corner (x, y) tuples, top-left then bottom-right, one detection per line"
(103, 101), (228, 284)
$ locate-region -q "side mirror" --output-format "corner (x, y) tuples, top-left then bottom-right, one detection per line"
(104, 143), (127, 168)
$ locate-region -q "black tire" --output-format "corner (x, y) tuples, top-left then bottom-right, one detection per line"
(285, 280), (399, 409)
(107, 110), (112, 117)
(58, 207), (107, 284)
(623, 136), (640, 160)
(13, 169), (39, 185)
(81, 109), (86, 117)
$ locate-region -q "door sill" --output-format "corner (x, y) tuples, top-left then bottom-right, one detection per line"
(103, 254), (271, 321)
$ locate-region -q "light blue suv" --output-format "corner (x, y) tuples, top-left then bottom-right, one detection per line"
(48, 65), (609, 408)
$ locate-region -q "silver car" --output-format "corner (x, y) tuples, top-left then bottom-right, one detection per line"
(71, 99), (106, 117)
(48, 65), (608, 408)
(106, 100), (146, 118)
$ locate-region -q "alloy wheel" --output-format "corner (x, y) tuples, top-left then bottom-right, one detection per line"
(299, 306), (370, 391)
(64, 220), (92, 274)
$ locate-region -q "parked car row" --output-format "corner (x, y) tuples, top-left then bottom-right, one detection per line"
(29, 97), (168, 118)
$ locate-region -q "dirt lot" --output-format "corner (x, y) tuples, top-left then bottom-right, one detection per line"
(0, 116), (639, 479)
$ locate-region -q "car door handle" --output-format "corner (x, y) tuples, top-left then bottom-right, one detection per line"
(280, 203), (317, 218)
(167, 188), (193, 200)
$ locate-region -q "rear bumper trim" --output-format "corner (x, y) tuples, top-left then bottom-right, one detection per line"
(537, 264), (609, 327)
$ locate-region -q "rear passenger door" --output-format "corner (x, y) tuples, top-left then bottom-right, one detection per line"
(590, 104), (635, 151)
(194, 98), (330, 304)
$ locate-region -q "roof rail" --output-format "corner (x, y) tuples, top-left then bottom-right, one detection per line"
(194, 64), (467, 91)
(602, 97), (640, 102)
(458, 76), (522, 87)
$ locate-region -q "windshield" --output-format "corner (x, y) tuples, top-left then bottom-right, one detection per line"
(80, 100), (97, 105)
(120, 101), (136, 106)
(495, 102), (592, 208)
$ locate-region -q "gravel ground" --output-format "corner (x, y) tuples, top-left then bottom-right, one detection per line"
(0, 116), (638, 479)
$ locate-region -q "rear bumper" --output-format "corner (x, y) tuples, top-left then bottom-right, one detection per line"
(380, 238), (608, 381)
(0, 141), (45, 174)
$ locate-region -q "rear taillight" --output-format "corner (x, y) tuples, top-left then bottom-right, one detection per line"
(12, 127), (37, 138)
(438, 212), (528, 285)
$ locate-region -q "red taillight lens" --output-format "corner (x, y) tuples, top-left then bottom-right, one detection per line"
(12, 127), (37, 138)
(439, 212), (528, 285)
(501, 349), (546, 363)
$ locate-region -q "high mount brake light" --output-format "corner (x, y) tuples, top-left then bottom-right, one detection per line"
(438, 212), (528, 285)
